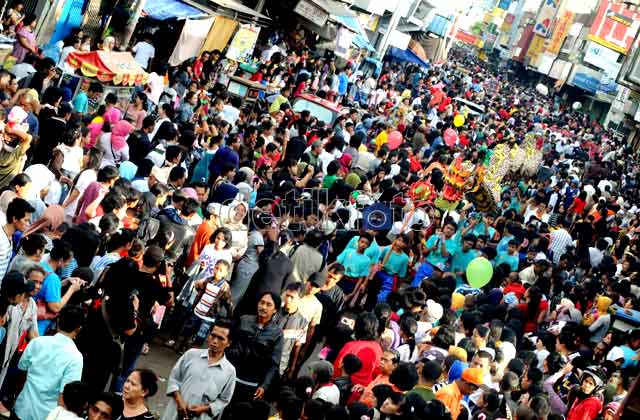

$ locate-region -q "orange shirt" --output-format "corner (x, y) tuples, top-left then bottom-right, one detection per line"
(185, 221), (215, 268)
(359, 375), (400, 408)
(435, 381), (463, 420)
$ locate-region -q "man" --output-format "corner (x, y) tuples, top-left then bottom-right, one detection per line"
(296, 273), (323, 367)
(451, 234), (479, 283)
(268, 86), (291, 114)
(162, 319), (236, 420)
(72, 81), (103, 116)
(128, 115), (156, 166)
(435, 367), (485, 420)
(549, 219), (573, 265)
(359, 349), (401, 407)
(13, 306), (85, 420)
(87, 392), (122, 420)
(0, 198), (34, 282)
(424, 221), (458, 271)
(336, 233), (373, 295)
(289, 229), (324, 285)
(113, 246), (171, 392)
(274, 283), (308, 379)
(208, 135), (240, 181)
(408, 360), (442, 402)
(226, 292), (282, 405)
(132, 33), (155, 71)
(304, 140), (322, 168)
(519, 258), (551, 286)
(495, 239), (520, 272)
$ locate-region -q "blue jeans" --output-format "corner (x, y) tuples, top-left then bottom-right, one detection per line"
(113, 333), (145, 393)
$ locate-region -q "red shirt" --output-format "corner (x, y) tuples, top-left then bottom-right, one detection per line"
(517, 300), (549, 333)
(333, 340), (383, 386)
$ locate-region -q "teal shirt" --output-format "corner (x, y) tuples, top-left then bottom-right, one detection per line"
(469, 222), (497, 241)
(495, 251), (519, 272)
(346, 236), (381, 263)
(378, 246), (409, 277)
(425, 235), (458, 269)
(337, 248), (373, 278)
(14, 333), (83, 420)
(451, 248), (479, 276)
(496, 234), (514, 254)
(72, 91), (88, 114)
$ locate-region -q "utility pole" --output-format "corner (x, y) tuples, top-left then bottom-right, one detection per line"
(121, 0), (147, 48)
(377, 1), (403, 59)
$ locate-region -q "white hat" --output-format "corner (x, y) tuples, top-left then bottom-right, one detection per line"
(606, 346), (625, 362)
(425, 299), (443, 322)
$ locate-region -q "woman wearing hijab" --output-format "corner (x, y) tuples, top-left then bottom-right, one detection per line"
(566, 367), (605, 420)
(98, 120), (133, 167)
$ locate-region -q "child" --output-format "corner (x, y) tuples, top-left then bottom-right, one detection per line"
(310, 361), (340, 405)
(45, 381), (88, 420)
(179, 259), (232, 349)
(334, 353), (363, 405)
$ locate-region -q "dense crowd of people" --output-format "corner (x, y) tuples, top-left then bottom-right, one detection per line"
(0, 11), (637, 420)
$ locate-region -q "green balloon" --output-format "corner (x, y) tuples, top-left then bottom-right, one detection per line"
(466, 257), (493, 289)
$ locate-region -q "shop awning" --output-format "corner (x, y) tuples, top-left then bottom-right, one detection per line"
(143, 0), (206, 20)
(331, 14), (375, 51)
(66, 51), (149, 85)
(387, 46), (430, 68)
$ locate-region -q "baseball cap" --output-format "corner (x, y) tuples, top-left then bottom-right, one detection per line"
(461, 367), (485, 387)
(1, 271), (35, 297)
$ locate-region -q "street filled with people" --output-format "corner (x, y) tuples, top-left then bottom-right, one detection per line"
(0, 11), (637, 420)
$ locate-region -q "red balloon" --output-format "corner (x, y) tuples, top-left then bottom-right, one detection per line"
(444, 128), (457, 147)
(387, 130), (403, 150)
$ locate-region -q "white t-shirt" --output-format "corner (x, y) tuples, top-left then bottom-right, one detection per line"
(132, 41), (155, 69)
(65, 169), (97, 219)
(312, 384), (340, 405)
(147, 72), (165, 105)
(56, 144), (83, 175)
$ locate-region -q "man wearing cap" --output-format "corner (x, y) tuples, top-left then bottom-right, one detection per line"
(435, 367), (484, 420)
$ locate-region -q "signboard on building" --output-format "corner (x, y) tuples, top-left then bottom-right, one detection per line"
(501, 13), (515, 32)
(547, 10), (574, 54)
(226, 25), (261, 64)
(533, 0), (559, 37)
(588, 0), (640, 55)
(294, 0), (329, 27)
(456, 30), (478, 45)
(584, 41), (621, 79)
(569, 64), (619, 95)
(526, 34), (546, 59)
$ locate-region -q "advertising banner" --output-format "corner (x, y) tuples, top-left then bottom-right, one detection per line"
(547, 10), (574, 54)
(534, 0), (559, 37)
(226, 25), (261, 64)
(588, 0), (640, 54)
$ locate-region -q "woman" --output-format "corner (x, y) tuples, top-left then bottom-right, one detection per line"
(197, 227), (233, 280)
(224, 200), (249, 261)
(584, 295), (613, 344)
(566, 368), (605, 420)
(9, 233), (47, 274)
(11, 13), (37, 63)
(516, 285), (548, 333)
(118, 369), (157, 420)
(62, 148), (102, 222)
(98, 120), (133, 167)
(230, 212), (272, 306)
(124, 92), (148, 130)
(333, 312), (383, 386)
(90, 229), (135, 285)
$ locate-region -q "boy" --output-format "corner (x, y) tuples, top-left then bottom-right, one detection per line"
(495, 239), (520, 273)
(180, 259), (231, 348)
(336, 233), (373, 295)
(275, 283), (309, 379)
(334, 354), (362, 405)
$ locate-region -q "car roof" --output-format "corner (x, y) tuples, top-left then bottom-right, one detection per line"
(295, 93), (342, 113)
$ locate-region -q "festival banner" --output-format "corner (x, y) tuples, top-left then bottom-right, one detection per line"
(547, 10), (574, 54)
(226, 25), (261, 64)
(533, 0), (559, 37)
(587, 0), (640, 55)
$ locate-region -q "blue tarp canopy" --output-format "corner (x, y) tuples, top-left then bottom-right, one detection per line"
(331, 14), (375, 52)
(387, 47), (430, 68)
(143, 0), (206, 20)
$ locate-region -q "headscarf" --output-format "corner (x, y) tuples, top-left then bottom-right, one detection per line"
(448, 360), (468, 383)
(111, 120), (134, 151)
(338, 153), (352, 173)
(118, 161), (138, 181)
(89, 107), (122, 144)
(23, 205), (65, 236)
(345, 172), (361, 189)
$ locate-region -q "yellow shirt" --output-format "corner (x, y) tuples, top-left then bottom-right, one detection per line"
(375, 131), (388, 152)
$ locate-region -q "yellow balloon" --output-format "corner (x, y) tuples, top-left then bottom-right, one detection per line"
(454, 114), (465, 128)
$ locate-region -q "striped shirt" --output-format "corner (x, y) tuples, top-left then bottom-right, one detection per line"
(0, 228), (13, 285)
